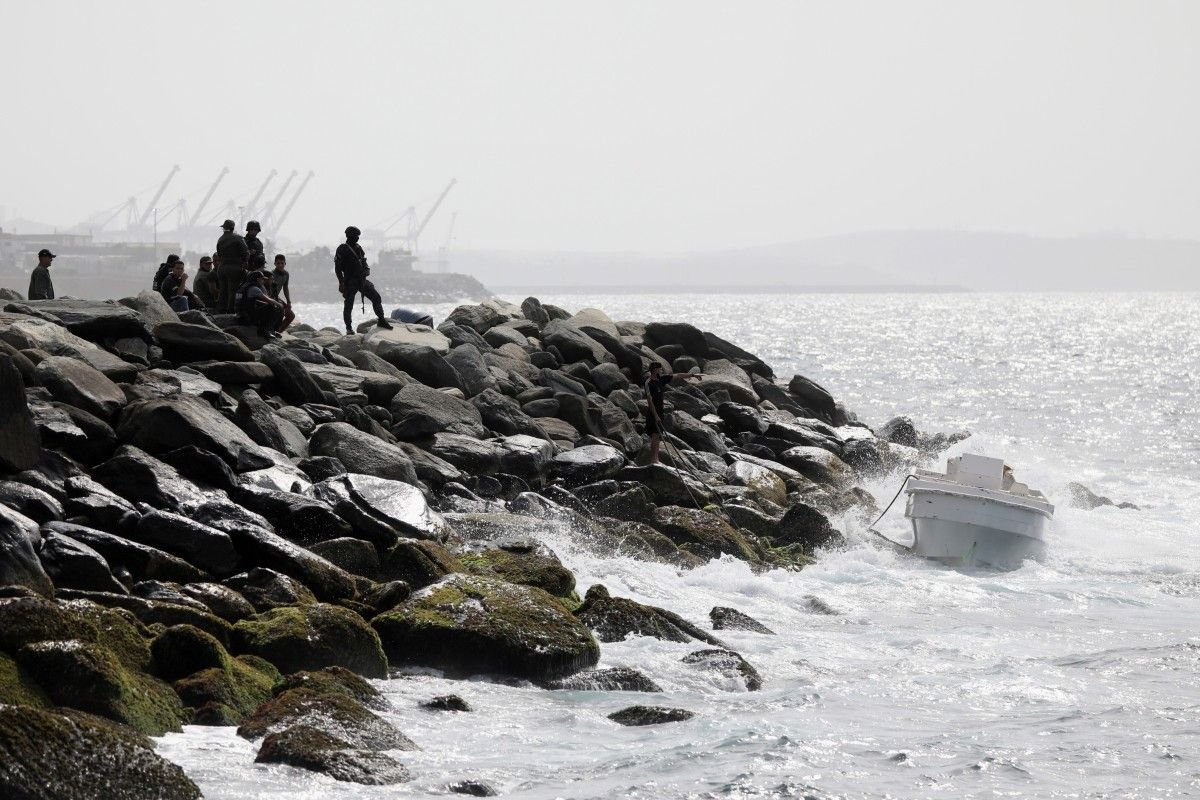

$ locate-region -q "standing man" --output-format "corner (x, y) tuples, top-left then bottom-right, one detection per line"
(269, 254), (296, 333)
(334, 226), (392, 335)
(244, 220), (264, 264)
(28, 248), (55, 300)
(215, 219), (249, 313)
(194, 255), (219, 310)
(643, 362), (702, 464)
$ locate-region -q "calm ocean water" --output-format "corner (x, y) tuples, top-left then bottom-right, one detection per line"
(159, 292), (1200, 798)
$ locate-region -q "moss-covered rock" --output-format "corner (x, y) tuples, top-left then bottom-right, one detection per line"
(151, 624), (231, 681)
(574, 584), (727, 647)
(255, 724), (411, 785)
(172, 655), (278, 723)
(0, 705), (201, 800)
(272, 666), (388, 710)
(238, 688), (417, 751)
(459, 545), (576, 600)
(15, 639), (186, 735)
(379, 538), (463, 589)
(0, 596), (94, 653)
(372, 573), (600, 682)
(649, 506), (759, 562)
(54, 589), (234, 646)
(179, 581), (255, 622)
(231, 603), (388, 678)
(192, 701), (242, 726)
(0, 650), (50, 707)
(61, 600), (154, 672)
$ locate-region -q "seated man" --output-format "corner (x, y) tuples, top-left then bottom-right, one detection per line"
(269, 254), (297, 333)
(160, 259), (203, 312)
(243, 270), (285, 339)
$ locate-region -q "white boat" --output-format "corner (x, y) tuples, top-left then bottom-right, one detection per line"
(896, 454), (1054, 569)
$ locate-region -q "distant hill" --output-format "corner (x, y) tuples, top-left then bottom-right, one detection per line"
(455, 231), (1200, 291)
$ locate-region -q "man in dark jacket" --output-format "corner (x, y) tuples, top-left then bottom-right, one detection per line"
(28, 249), (55, 300)
(194, 255), (219, 309)
(244, 220), (264, 263)
(215, 219), (249, 313)
(152, 253), (181, 293)
(334, 226), (392, 335)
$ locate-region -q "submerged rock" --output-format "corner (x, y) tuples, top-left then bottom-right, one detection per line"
(546, 666), (662, 693)
(681, 648), (763, 691)
(607, 705), (695, 726)
(574, 585), (726, 647)
(238, 687), (417, 750)
(709, 606), (775, 635)
(255, 724), (412, 785)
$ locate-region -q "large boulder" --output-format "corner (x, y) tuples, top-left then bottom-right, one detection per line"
(362, 323), (451, 354)
(116, 395), (277, 473)
(618, 464), (716, 508)
(312, 473), (450, 542)
(643, 321), (708, 357)
(682, 648), (763, 691)
(34, 356), (126, 420)
(0, 506), (54, 598)
(305, 363), (405, 406)
(389, 382), (486, 439)
(238, 688), (416, 750)
(0, 354), (40, 472)
(667, 410), (727, 456)
(15, 639), (186, 735)
(220, 523), (357, 602)
(47, 523), (206, 585)
(552, 444), (625, 484)
(259, 344), (331, 405)
(372, 573), (599, 681)
(10, 298), (152, 341)
(375, 342), (463, 391)
(0, 314), (139, 380)
(574, 585), (726, 646)
(308, 423), (419, 485)
(787, 374), (837, 421)
(133, 510), (241, 577)
(155, 321), (254, 362)
(779, 445), (854, 488)
(426, 433), (504, 475)
(232, 603), (388, 678)
(773, 503), (843, 551)
(28, 400), (118, 465)
(0, 706), (201, 800)
(542, 320), (611, 364)
(471, 389), (549, 439)
(255, 724), (411, 785)
(444, 344), (498, 397)
(649, 506), (758, 562)
(445, 303), (506, 333)
(192, 360), (275, 384)
(725, 461), (788, 506)
(38, 532), (127, 594)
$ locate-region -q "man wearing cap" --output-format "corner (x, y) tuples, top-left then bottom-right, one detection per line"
(28, 249), (55, 300)
(215, 219), (249, 313)
(194, 255), (219, 310)
(334, 226), (392, 334)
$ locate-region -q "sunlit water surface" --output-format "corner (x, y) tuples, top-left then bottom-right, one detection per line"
(159, 293), (1200, 798)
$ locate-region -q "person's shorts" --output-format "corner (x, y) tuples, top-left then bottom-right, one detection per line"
(645, 414), (663, 436)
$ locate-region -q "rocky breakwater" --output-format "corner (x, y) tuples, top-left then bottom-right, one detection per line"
(0, 290), (961, 796)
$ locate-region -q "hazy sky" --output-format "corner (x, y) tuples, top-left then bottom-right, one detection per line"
(1, 0), (1197, 252)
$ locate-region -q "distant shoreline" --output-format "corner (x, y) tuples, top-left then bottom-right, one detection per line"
(491, 284), (971, 295)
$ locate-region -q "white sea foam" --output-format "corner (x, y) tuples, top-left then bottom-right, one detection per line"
(159, 292), (1200, 798)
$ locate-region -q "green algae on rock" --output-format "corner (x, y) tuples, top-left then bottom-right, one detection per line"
(238, 687), (417, 750)
(0, 706), (201, 800)
(255, 724), (412, 785)
(371, 573), (599, 681)
(173, 654), (279, 724)
(231, 603), (388, 678)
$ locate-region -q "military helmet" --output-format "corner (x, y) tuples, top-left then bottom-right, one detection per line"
(345, 226), (361, 237)
(246, 220), (261, 232)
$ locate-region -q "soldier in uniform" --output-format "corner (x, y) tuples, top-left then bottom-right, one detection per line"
(334, 226), (392, 335)
(194, 255), (219, 309)
(244, 220), (265, 264)
(215, 219), (249, 313)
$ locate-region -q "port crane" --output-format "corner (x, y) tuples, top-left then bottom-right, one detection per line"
(372, 178), (457, 256)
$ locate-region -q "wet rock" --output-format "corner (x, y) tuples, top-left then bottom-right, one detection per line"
(180, 582), (256, 622)
(802, 595), (839, 615)
(372, 573), (599, 681)
(151, 623), (231, 681)
(461, 540), (576, 599)
(255, 724), (412, 785)
(0, 315), (139, 380)
(28, 399), (118, 465)
(445, 344), (498, 397)
(608, 705), (695, 726)
(156, 321), (254, 363)
(16, 639), (186, 735)
(681, 648), (763, 691)
(238, 687), (417, 750)
(717, 401), (769, 435)
(0, 705), (201, 800)
(0, 480), (62, 524)
(780, 445), (854, 488)
(667, 410), (727, 455)
(308, 422), (419, 485)
(192, 359), (275, 384)
(644, 321), (708, 357)
(0, 355), (41, 472)
(225, 567), (317, 611)
(553, 444), (625, 484)
(725, 461), (788, 506)
(389, 381), (487, 439)
(47, 523), (205, 585)
(544, 320), (612, 364)
(314, 472), (450, 542)
(1067, 481), (1138, 511)
(575, 585), (726, 646)
(133, 509), (240, 576)
(878, 415), (919, 448)
(297, 455), (347, 482)
(273, 666), (388, 710)
(0, 506), (53, 598)
(773, 502), (843, 551)
(38, 532), (127, 594)
(222, 524), (357, 602)
(649, 506), (757, 562)
(618, 464), (715, 508)
(232, 603), (388, 678)
(310, 537), (381, 579)
(546, 666), (662, 692)
(426, 432), (504, 475)
(231, 484), (351, 545)
(116, 395), (276, 473)
(709, 606), (775, 635)
(378, 538), (463, 590)
(235, 389), (300, 456)
(155, 444), (239, 492)
(421, 694), (472, 712)
(173, 654), (279, 723)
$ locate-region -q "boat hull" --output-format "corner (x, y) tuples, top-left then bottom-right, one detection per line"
(906, 486), (1050, 569)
